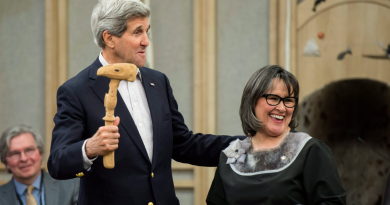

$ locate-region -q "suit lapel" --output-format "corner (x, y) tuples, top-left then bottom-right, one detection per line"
(43, 172), (59, 205)
(89, 59), (151, 163)
(139, 68), (161, 169)
(0, 180), (18, 205)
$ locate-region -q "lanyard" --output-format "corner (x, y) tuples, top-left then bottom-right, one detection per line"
(14, 175), (44, 205)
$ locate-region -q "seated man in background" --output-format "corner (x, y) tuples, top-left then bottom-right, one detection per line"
(0, 125), (79, 205)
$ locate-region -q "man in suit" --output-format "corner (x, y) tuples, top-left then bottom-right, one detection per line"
(48, 0), (241, 204)
(0, 125), (79, 205)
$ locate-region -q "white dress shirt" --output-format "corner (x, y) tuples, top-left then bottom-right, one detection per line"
(82, 52), (154, 169)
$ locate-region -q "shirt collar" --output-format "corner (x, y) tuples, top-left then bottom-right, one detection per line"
(99, 51), (142, 81)
(13, 171), (42, 195)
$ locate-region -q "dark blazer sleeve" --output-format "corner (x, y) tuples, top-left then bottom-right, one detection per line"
(165, 75), (243, 166)
(206, 164), (228, 205)
(48, 84), (87, 180)
(303, 140), (347, 205)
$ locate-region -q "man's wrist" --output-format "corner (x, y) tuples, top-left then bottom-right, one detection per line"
(86, 152), (96, 159)
(82, 139), (96, 170)
(85, 139), (96, 159)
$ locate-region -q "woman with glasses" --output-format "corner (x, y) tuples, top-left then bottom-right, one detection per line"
(206, 65), (346, 204)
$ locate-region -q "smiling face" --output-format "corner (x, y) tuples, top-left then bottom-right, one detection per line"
(111, 17), (150, 68)
(6, 133), (42, 184)
(255, 79), (295, 137)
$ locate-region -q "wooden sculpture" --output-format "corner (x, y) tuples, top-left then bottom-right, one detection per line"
(97, 63), (137, 169)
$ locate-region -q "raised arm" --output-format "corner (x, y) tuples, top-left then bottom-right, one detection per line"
(48, 84), (120, 179)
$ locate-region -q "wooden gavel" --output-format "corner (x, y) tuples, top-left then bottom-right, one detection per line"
(97, 63), (137, 169)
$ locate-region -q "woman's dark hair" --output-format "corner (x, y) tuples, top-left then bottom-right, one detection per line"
(239, 65), (299, 136)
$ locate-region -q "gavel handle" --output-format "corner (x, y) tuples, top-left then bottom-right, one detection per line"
(103, 120), (115, 169)
(102, 79), (120, 169)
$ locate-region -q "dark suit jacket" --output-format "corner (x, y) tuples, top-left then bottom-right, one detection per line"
(0, 171), (79, 205)
(48, 58), (241, 205)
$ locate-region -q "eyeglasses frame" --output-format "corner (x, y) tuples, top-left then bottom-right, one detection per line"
(261, 94), (298, 108)
(6, 146), (38, 161)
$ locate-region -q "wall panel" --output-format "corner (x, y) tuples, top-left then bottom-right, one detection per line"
(151, 1), (194, 204)
(0, 0), (45, 175)
(151, 0), (194, 130)
(68, 0), (101, 79)
(216, 0), (270, 135)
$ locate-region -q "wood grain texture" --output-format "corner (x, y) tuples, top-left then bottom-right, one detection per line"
(297, 0), (390, 30)
(194, 0), (216, 135)
(58, 0), (69, 85)
(269, 0), (298, 76)
(45, 0), (68, 170)
(45, 0), (58, 171)
(172, 160), (193, 170)
(293, 1), (390, 203)
(173, 180), (194, 188)
(269, 0), (279, 65)
(271, 0), (390, 99)
(171, 0), (218, 203)
(297, 0), (390, 98)
(290, 1), (298, 75)
(193, 0), (217, 204)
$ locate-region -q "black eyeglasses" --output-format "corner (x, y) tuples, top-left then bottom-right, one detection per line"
(261, 94), (298, 108)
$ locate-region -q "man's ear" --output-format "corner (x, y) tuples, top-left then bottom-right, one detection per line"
(102, 30), (115, 48)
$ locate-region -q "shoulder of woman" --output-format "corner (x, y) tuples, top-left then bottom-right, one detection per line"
(223, 137), (251, 151)
(221, 137), (251, 164)
(299, 135), (335, 158)
(288, 131), (333, 153)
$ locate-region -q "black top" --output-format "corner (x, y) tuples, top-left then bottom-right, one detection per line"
(206, 132), (346, 205)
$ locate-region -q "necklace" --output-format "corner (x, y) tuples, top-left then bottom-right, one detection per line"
(252, 128), (289, 151)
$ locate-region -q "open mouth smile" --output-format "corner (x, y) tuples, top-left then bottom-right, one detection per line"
(270, 114), (284, 121)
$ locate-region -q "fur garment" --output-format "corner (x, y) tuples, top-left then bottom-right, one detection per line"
(225, 132), (311, 173)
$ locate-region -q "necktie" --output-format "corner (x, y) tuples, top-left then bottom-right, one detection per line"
(26, 185), (37, 205)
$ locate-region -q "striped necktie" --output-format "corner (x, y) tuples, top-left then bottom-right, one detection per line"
(26, 185), (37, 205)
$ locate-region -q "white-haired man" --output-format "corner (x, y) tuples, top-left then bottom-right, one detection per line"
(0, 125), (79, 205)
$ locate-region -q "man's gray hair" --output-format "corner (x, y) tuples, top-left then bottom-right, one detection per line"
(239, 65), (300, 137)
(0, 125), (44, 165)
(91, 0), (150, 48)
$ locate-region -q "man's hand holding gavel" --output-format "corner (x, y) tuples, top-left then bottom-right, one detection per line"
(85, 117), (121, 159)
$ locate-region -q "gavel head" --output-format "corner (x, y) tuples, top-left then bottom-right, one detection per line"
(97, 63), (137, 82)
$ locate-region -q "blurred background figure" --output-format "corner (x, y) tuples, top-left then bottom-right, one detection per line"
(0, 125), (79, 205)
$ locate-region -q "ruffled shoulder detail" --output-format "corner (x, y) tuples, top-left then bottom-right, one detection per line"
(222, 138), (252, 164)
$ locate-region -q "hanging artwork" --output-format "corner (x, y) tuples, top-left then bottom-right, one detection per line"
(362, 40), (390, 60)
(303, 38), (320, 56)
(337, 47), (352, 60)
(313, 0), (326, 12)
(318, 32), (325, 39)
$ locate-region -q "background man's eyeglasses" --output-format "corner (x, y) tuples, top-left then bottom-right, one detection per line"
(261, 94), (298, 108)
(6, 147), (38, 160)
